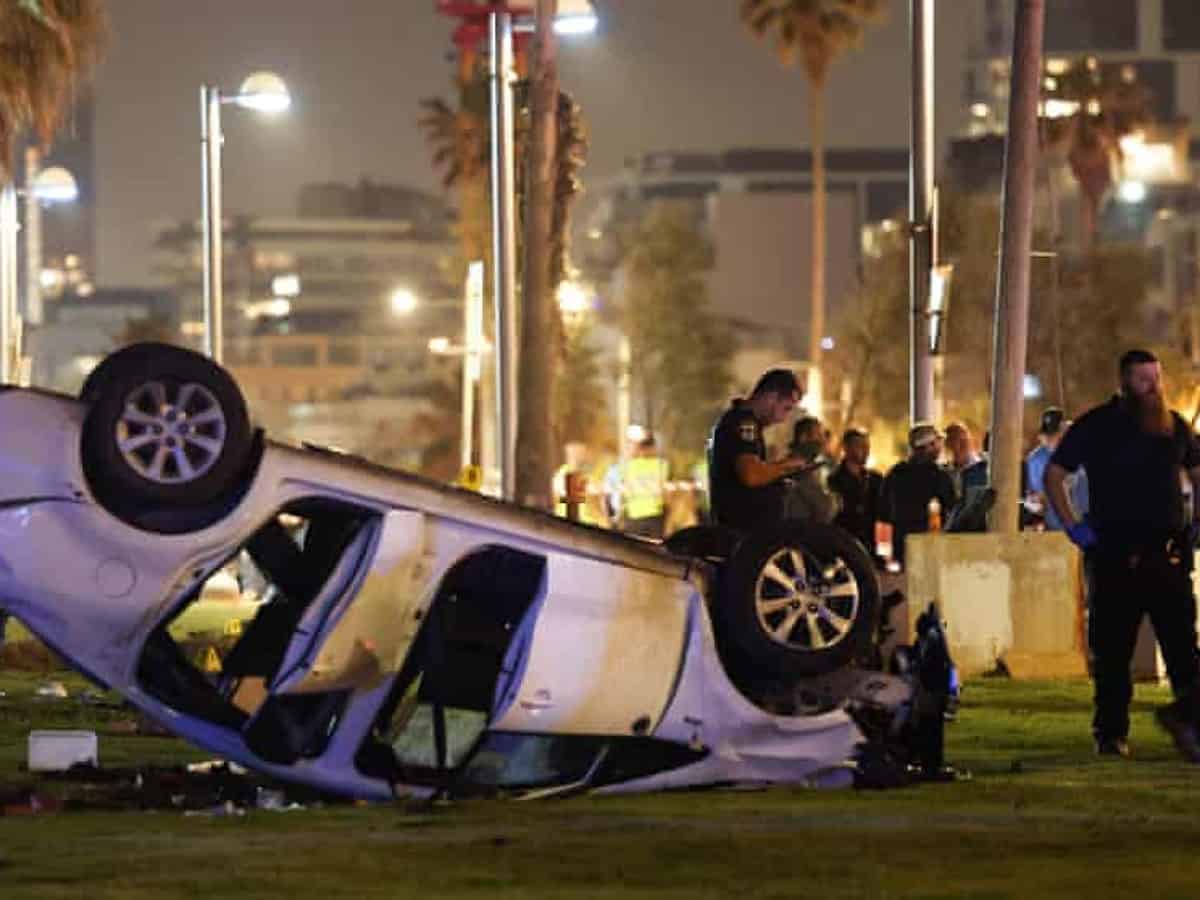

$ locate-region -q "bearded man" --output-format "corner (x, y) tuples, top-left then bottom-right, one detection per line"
(1047, 349), (1200, 761)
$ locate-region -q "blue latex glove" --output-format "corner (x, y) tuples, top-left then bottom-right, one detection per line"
(1066, 521), (1098, 551)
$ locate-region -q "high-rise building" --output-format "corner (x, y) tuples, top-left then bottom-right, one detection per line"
(579, 147), (910, 359)
(965, 0), (1200, 135)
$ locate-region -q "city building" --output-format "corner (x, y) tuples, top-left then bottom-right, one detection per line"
(150, 180), (463, 470)
(579, 147), (910, 360)
(29, 287), (177, 391)
(965, 0), (1200, 135)
(959, 1), (1200, 351)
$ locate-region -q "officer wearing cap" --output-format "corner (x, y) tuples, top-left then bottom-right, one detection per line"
(1046, 349), (1200, 759)
(707, 369), (811, 531)
(879, 422), (957, 566)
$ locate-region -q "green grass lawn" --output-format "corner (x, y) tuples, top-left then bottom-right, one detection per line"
(2, 670), (1199, 899)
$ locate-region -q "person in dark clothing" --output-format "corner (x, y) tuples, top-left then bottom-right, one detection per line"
(783, 415), (837, 523)
(1046, 348), (1200, 761)
(828, 427), (883, 554)
(880, 423), (957, 566)
(707, 369), (811, 531)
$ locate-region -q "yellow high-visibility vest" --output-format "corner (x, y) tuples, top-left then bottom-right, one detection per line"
(624, 456), (668, 520)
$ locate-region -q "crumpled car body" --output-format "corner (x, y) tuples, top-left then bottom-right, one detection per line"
(0, 351), (918, 800)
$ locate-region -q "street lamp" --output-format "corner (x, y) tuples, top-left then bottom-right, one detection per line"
(200, 70), (291, 364)
(486, 0), (597, 500)
(389, 287), (419, 317)
(0, 156), (79, 384)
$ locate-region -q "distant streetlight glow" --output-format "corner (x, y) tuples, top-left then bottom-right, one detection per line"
(553, 14), (598, 35)
(1118, 180), (1148, 204)
(511, 0), (598, 35)
(245, 298), (291, 319)
(1041, 98), (1079, 119)
(32, 167), (78, 204)
(390, 287), (419, 316)
(556, 280), (592, 316)
(271, 273), (301, 297)
(233, 71), (291, 114)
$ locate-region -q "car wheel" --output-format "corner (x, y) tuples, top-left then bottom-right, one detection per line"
(81, 343), (253, 515)
(717, 522), (880, 679)
(78, 342), (162, 404)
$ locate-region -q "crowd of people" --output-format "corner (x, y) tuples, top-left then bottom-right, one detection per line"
(700, 353), (1200, 762)
(701, 368), (1088, 570)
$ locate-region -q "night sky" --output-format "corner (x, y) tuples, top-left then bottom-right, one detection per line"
(93, 0), (972, 286)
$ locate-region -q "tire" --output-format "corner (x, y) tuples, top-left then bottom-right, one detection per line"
(79, 342), (163, 404)
(716, 522), (880, 679)
(81, 344), (253, 517)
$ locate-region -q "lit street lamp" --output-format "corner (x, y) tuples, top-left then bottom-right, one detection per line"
(389, 287), (419, 317)
(0, 157), (79, 383)
(437, 0), (597, 499)
(200, 70), (291, 364)
(486, 0), (596, 500)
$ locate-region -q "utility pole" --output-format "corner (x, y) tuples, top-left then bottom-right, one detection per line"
(909, 0), (935, 423)
(988, 0), (1045, 533)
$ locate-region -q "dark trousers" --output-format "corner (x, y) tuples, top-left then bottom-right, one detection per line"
(1086, 546), (1200, 740)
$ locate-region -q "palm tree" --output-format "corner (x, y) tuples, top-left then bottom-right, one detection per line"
(421, 31), (588, 496)
(516, 0), (561, 510)
(739, 0), (885, 405)
(1042, 58), (1153, 247)
(0, 0), (106, 179)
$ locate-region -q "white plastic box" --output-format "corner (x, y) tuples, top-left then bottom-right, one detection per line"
(27, 730), (98, 772)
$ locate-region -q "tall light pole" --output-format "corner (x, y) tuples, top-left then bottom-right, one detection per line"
(486, 0), (597, 502)
(0, 162), (78, 384)
(489, 10), (520, 502)
(200, 70), (290, 365)
(909, 0), (935, 423)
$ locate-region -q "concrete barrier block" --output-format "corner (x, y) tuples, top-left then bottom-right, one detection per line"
(905, 532), (1087, 679)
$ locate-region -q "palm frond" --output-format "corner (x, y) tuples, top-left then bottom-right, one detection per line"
(0, 0), (107, 179)
(739, 0), (884, 81)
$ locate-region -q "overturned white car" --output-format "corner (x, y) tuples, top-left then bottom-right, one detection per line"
(0, 344), (948, 799)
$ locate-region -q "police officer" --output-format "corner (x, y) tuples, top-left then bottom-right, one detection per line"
(707, 369), (810, 531)
(621, 431), (669, 539)
(879, 423), (957, 566)
(1046, 349), (1200, 760)
(828, 427), (884, 554)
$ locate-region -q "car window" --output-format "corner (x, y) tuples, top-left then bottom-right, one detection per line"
(137, 500), (376, 736)
(457, 732), (606, 794)
(354, 546), (547, 787)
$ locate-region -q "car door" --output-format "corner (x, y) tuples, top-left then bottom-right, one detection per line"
(490, 551), (696, 737)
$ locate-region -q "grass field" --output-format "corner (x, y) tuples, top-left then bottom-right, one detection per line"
(2, 668), (1200, 899)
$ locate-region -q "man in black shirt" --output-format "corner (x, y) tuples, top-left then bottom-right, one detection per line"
(1047, 349), (1200, 760)
(708, 369), (810, 531)
(880, 423), (957, 566)
(828, 427), (883, 553)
